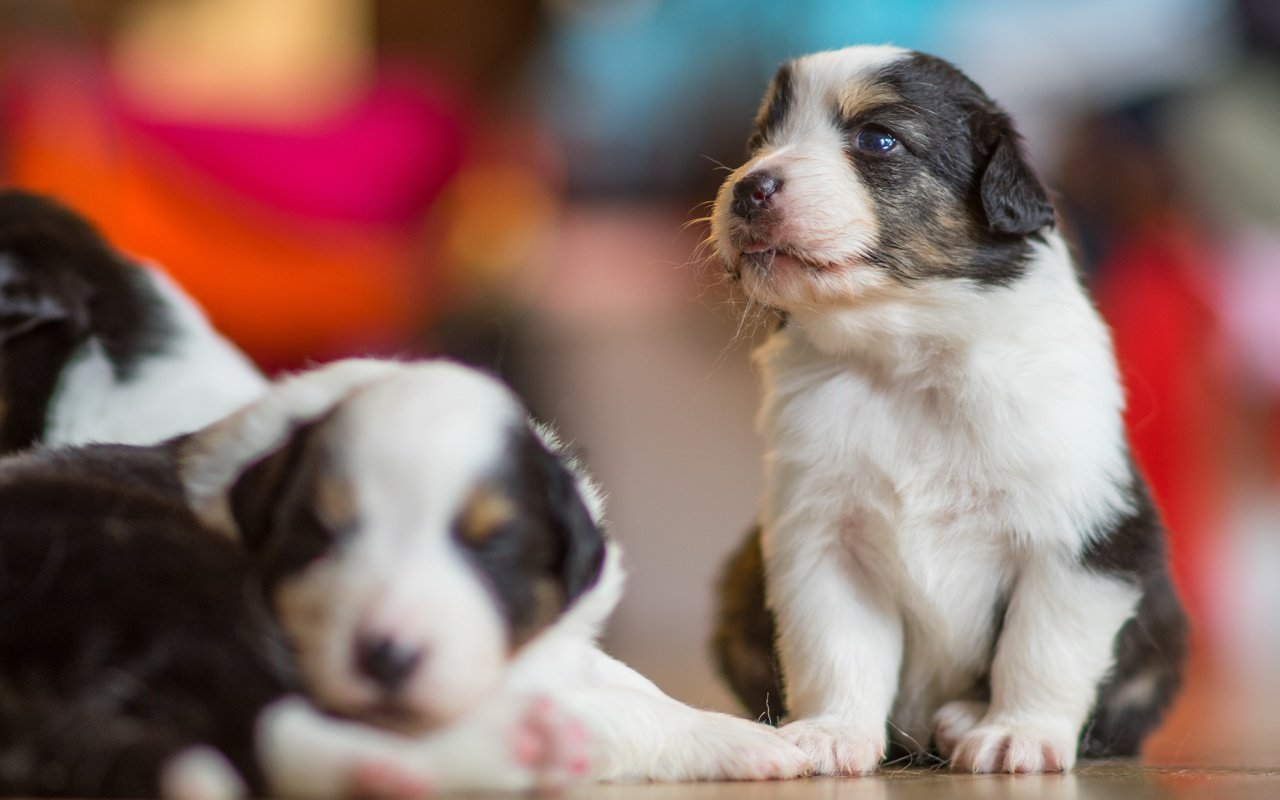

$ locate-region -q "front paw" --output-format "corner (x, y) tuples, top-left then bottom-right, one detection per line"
(950, 720), (1076, 774)
(778, 718), (884, 776)
(509, 697), (591, 789)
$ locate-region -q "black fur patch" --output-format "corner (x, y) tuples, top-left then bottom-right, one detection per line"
(0, 443), (295, 797)
(711, 524), (786, 723)
(1076, 463), (1188, 756)
(453, 426), (605, 646)
(839, 54), (1054, 287)
(747, 61), (794, 154)
(0, 191), (176, 452)
(1080, 466), (1166, 578)
(228, 415), (348, 590)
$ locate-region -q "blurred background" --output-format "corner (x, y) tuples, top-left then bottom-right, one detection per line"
(1, 0), (1277, 764)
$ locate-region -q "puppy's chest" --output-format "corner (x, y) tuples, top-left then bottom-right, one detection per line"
(763, 363), (1023, 638)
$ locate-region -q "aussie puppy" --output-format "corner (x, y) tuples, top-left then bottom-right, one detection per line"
(181, 359), (812, 787)
(0, 190), (265, 452)
(709, 46), (1187, 775)
(0, 361), (594, 799)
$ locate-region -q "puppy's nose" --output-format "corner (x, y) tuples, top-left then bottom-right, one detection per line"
(355, 635), (423, 692)
(731, 171), (782, 217)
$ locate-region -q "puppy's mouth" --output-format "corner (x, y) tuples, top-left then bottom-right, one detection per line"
(735, 239), (824, 273)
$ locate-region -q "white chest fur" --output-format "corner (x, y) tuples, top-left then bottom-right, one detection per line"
(755, 238), (1134, 727)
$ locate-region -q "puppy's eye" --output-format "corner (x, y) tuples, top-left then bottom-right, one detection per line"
(853, 125), (898, 154)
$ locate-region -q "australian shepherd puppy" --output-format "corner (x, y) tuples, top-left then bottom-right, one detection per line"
(0, 190), (266, 452)
(709, 46), (1187, 775)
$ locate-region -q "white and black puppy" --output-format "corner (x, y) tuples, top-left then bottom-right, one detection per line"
(0, 361), (591, 799)
(0, 190), (265, 452)
(182, 359), (812, 787)
(709, 46), (1187, 775)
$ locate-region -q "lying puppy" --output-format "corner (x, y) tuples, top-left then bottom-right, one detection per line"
(0, 193), (806, 789)
(709, 46), (1187, 774)
(182, 359), (811, 786)
(0, 362), (589, 798)
(0, 190), (265, 452)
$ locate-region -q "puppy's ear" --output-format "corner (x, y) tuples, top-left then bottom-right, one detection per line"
(229, 415), (346, 585)
(0, 255), (91, 344)
(975, 115), (1055, 236)
(534, 443), (605, 606)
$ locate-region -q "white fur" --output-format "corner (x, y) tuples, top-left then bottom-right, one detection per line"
(43, 267), (267, 448)
(715, 47), (1145, 776)
(179, 359), (811, 790)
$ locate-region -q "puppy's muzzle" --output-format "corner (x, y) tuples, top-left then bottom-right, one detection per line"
(731, 171), (783, 219)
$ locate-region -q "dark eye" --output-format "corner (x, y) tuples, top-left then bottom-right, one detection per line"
(853, 125), (898, 154)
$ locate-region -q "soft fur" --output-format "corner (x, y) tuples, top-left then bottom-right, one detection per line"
(0, 364), (594, 798)
(0, 193), (810, 795)
(0, 190), (266, 453)
(709, 46), (1187, 775)
(181, 359), (812, 787)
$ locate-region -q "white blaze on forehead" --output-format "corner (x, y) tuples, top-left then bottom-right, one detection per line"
(332, 362), (524, 555)
(766, 45), (910, 147)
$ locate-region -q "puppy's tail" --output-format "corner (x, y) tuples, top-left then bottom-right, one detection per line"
(0, 702), (248, 800)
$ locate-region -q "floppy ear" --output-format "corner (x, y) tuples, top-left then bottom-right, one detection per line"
(535, 445), (606, 606)
(979, 132), (1056, 236)
(229, 415), (344, 586)
(0, 254), (91, 344)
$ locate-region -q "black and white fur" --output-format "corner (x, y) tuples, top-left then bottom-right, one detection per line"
(0, 193), (809, 793)
(709, 46), (1187, 775)
(0, 362), (597, 798)
(0, 190), (266, 452)
(180, 358), (812, 787)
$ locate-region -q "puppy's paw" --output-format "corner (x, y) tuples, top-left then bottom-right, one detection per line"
(931, 700), (988, 760)
(778, 718), (884, 776)
(509, 696), (591, 789)
(950, 720), (1076, 774)
(348, 760), (433, 800)
(669, 712), (812, 781)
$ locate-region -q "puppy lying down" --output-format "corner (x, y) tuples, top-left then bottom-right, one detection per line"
(0, 190), (266, 452)
(710, 46), (1187, 775)
(0, 358), (808, 797)
(0, 192), (809, 795)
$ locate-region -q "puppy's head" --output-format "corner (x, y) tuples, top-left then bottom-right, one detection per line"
(226, 363), (606, 730)
(711, 46), (1055, 312)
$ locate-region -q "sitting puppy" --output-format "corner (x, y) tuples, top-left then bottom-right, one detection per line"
(0, 190), (265, 452)
(181, 359), (812, 786)
(709, 46), (1187, 774)
(0, 361), (591, 799)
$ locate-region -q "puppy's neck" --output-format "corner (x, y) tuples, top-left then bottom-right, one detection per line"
(763, 233), (1080, 377)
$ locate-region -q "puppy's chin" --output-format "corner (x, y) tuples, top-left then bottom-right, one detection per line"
(729, 248), (895, 311)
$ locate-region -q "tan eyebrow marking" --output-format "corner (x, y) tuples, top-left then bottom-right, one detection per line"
(459, 485), (517, 544)
(836, 80), (899, 122)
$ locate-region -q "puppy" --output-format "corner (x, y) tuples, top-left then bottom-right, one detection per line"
(182, 358), (812, 785)
(709, 46), (1187, 775)
(0, 190), (266, 452)
(0, 362), (589, 798)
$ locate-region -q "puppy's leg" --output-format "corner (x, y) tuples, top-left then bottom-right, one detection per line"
(951, 554), (1139, 774)
(534, 647), (811, 782)
(768, 522), (903, 776)
(257, 695), (589, 797)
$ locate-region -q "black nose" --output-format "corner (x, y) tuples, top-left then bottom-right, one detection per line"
(731, 171), (782, 218)
(356, 636), (422, 692)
